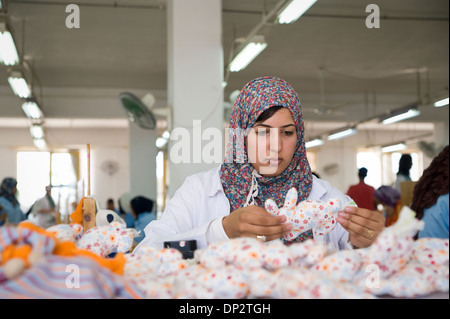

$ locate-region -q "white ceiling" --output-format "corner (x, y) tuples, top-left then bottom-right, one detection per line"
(0, 0), (449, 137)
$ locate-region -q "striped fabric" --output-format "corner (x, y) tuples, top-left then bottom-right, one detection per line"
(0, 226), (143, 298)
(0, 254), (143, 298)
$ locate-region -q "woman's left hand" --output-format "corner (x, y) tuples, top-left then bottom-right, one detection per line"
(337, 206), (385, 248)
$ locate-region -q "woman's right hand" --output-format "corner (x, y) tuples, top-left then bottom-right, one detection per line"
(222, 205), (292, 241)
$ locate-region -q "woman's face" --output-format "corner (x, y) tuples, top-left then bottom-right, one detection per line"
(246, 108), (298, 177)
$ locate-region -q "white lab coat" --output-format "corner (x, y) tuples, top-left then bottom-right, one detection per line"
(134, 165), (354, 252)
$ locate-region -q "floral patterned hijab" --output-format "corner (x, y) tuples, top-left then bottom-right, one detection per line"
(221, 76), (312, 212)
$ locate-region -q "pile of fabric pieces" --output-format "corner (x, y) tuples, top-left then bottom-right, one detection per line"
(0, 206), (448, 299)
(124, 207), (448, 298)
(0, 221), (143, 298)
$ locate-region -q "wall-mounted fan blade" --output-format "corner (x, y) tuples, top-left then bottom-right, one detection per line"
(119, 92), (157, 130)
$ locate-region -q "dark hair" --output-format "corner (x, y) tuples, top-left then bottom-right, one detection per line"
(254, 106), (285, 123)
(410, 145), (449, 221)
(397, 154), (412, 176)
(358, 167), (368, 178)
(130, 196), (154, 216)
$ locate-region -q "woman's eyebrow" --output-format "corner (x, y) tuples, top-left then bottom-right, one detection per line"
(253, 123), (296, 128)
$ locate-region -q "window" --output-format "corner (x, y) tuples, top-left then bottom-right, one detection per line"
(306, 151), (317, 175)
(17, 152), (50, 210)
(17, 151), (78, 220)
(390, 152), (421, 181)
(381, 151), (422, 187)
(356, 149), (382, 189)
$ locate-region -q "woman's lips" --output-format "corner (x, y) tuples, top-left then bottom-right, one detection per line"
(267, 158), (282, 166)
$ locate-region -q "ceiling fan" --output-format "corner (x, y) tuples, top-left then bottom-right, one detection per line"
(119, 92), (172, 131)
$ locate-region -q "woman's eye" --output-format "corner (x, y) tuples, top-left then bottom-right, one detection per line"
(282, 130), (295, 136)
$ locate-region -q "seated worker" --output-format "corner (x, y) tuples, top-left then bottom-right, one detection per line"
(130, 196), (156, 243)
(134, 76), (385, 252)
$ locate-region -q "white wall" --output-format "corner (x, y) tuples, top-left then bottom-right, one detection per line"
(314, 144), (356, 193)
(0, 146), (18, 182)
(88, 145), (130, 210)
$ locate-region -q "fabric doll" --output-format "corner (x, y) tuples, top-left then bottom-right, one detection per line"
(265, 187), (340, 242)
(77, 221), (138, 257)
(96, 209), (125, 227)
(47, 223), (83, 242)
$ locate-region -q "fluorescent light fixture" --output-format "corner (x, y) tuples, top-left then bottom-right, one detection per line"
(0, 18), (20, 66)
(305, 138), (324, 148)
(379, 103), (421, 125)
(162, 130), (171, 139)
(380, 108), (420, 125)
(276, 0), (317, 24)
(30, 124), (45, 139)
(0, 30), (20, 65)
(33, 138), (47, 149)
(229, 35), (267, 72)
(8, 76), (31, 98)
(434, 97), (449, 108)
(381, 143), (407, 153)
(22, 100), (43, 119)
(8, 72), (31, 98)
(327, 127), (357, 141)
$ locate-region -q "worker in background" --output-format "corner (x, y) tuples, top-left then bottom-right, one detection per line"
(346, 167), (375, 210)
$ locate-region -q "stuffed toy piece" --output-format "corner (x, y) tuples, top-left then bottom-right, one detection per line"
(77, 221), (138, 257)
(96, 209), (125, 227)
(47, 223), (84, 242)
(265, 187), (340, 242)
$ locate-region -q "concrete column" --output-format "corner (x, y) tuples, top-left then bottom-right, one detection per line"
(129, 123), (158, 200)
(167, 0), (223, 197)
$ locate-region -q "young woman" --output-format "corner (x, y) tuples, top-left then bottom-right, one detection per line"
(394, 154), (413, 191)
(134, 76), (385, 252)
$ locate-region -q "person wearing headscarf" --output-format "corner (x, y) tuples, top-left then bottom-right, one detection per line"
(134, 76), (385, 252)
(119, 192), (137, 228)
(394, 154), (413, 191)
(411, 145), (449, 239)
(130, 196), (156, 243)
(0, 177), (25, 225)
(373, 185), (402, 227)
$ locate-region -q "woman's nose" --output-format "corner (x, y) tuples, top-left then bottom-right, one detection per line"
(269, 129), (282, 152)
